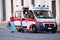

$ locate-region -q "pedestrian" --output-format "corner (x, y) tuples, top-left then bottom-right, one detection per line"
(6, 21), (10, 29)
(10, 14), (15, 33)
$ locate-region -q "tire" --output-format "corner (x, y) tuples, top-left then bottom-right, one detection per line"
(47, 30), (49, 32)
(21, 29), (24, 33)
(32, 25), (37, 33)
(17, 28), (21, 32)
(52, 30), (56, 33)
(56, 24), (57, 30)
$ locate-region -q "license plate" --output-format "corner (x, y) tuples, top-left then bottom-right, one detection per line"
(48, 28), (52, 29)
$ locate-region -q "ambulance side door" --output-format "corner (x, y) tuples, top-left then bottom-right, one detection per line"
(22, 10), (36, 29)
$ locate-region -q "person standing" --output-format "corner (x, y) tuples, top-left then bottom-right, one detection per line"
(10, 14), (15, 33)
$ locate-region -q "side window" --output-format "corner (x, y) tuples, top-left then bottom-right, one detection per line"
(23, 10), (28, 18)
(28, 11), (34, 19)
(23, 10), (34, 19)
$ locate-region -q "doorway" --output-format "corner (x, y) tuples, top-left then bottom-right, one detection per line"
(52, 1), (56, 17)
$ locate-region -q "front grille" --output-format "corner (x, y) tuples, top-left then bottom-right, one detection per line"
(45, 24), (49, 27)
(45, 24), (54, 27)
(50, 24), (54, 27)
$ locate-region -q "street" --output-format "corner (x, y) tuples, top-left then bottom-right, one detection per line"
(0, 23), (60, 40)
(0, 28), (60, 40)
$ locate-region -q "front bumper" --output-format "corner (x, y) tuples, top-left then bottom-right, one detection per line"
(36, 22), (57, 31)
(37, 26), (57, 31)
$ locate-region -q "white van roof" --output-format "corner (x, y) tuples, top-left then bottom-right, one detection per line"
(29, 5), (49, 10)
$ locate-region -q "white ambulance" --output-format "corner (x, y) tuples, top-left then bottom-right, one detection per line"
(13, 7), (37, 32)
(31, 5), (57, 33)
(10, 6), (57, 33)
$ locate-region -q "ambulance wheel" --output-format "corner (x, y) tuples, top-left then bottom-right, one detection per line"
(52, 30), (56, 33)
(21, 29), (24, 33)
(47, 30), (49, 32)
(17, 29), (21, 32)
(32, 25), (37, 33)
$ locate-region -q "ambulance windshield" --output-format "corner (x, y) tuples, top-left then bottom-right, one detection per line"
(33, 10), (54, 18)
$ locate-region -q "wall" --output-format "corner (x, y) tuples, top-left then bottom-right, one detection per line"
(5, 0), (11, 21)
(0, 0), (3, 23)
(59, 0), (60, 26)
(13, 0), (21, 16)
(24, 0), (31, 6)
(56, 0), (60, 26)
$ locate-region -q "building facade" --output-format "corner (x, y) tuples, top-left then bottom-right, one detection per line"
(0, 0), (60, 26)
(56, 0), (60, 26)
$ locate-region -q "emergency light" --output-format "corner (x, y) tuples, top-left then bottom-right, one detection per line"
(29, 5), (49, 10)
